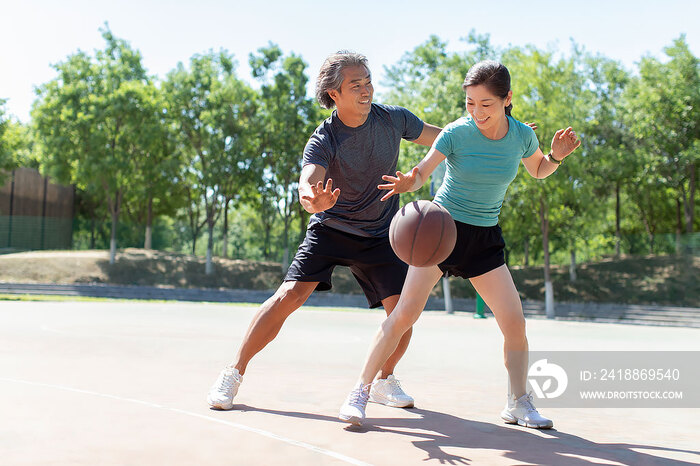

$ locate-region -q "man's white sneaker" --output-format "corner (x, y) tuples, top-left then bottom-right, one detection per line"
(207, 366), (242, 410)
(339, 383), (371, 426)
(501, 392), (553, 429)
(369, 375), (414, 408)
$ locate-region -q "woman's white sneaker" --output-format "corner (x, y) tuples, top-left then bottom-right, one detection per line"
(207, 366), (242, 410)
(369, 375), (414, 408)
(339, 383), (371, 425)
(501, 392), (553, 429)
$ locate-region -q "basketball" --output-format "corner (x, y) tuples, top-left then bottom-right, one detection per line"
(389, 200), (457, 267)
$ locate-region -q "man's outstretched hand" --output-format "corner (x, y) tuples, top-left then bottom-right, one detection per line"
(301, 178), (340, 212)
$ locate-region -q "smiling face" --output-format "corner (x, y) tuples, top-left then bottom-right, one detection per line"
(465, 84), (512, 137)
(328, 65), (373, 127)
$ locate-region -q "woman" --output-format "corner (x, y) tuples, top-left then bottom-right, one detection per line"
(339, 60), (580, 429)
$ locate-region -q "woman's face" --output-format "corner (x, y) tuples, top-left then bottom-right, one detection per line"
(465, 84), (512, 132)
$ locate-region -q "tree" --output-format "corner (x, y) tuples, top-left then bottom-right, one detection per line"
(122, 81), (186, 249)
(0, 100), (9, 176)
(581, 56), (632, 257)
(503, 45), (590, 317)
(623, 36), (699, 237)
(32, 25), (150, 264)
(164, 50), (258, 274)
(250, 44), (320, 268)
(0, 101), (34, 182)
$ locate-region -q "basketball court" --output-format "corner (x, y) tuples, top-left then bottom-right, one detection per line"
(2, 300), (699, 465)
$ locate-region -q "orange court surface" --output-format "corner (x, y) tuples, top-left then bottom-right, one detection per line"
(1, 300), (699, 465)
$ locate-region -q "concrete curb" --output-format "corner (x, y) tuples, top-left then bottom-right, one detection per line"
(0, 282), (698, 328)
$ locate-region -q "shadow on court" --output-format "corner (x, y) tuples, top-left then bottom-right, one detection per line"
(229, 404), (699, 466)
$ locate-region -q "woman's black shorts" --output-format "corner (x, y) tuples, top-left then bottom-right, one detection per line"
(438, 221), (506, 279)
(285, 224), (408, 308)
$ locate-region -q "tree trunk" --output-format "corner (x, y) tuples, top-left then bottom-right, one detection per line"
(298, 204), (307, 245)
(109, 208), (118, 265)
(684, 162), (696, 233)
(144, 196), (153, 250)
(90, 216), (96, 250)
(569, 249), (577, 282)
(615, 182), (621, 257)
(106, 189), (122, 265)
(282, 217), (290, 273)
(539, 197), (554, 319)
(676, 198), (683, 255)
(222, 199), (229, 259)
(206, 222), (215, 275)
(523, 238), (529, 267)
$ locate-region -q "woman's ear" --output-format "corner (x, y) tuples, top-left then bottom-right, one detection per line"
(505, 90), (513, 107)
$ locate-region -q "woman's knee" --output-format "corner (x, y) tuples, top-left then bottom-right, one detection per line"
(383, 305), (420, 336)
(501, 314), (527, 342)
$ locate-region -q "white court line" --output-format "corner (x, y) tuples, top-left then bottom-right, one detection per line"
(0, 377), (371, 466)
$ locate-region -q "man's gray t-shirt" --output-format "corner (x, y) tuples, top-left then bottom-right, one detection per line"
(303, 103), (424, 237)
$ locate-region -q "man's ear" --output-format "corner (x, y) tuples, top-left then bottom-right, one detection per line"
(328, 89), (339, 103)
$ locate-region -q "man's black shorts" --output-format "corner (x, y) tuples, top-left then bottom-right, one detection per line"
(438, 221), (506, 279)
(285, 224), (408, 308)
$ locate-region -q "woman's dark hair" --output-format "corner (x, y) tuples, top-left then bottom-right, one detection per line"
(462, 60), (512, 116)
(316, 51), (369, 109)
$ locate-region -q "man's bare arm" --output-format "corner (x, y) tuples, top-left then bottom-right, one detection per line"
(410, 123), (442, 147)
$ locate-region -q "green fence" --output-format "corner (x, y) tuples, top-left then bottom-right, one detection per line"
(0, 215), (73, 250)
(0, 168), (74, 251)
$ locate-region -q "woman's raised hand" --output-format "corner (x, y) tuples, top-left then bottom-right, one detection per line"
(551, 127), (581, 161)
(378, 167), (419, 201)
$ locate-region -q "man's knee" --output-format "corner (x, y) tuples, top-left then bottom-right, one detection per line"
(271, 281), (315, 311)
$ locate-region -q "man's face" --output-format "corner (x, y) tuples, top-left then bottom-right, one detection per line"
(329, 65), (373, 118)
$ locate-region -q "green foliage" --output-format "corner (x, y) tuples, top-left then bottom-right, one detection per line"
(249, 44), (320, 261)
(13, 28), (696, 277)
(0, 101), (35, 183)
(31, 25), (153, 261)
(161, 48), (260, 268)
(0, 112), (35, 184)
(622, 36), (699, 236)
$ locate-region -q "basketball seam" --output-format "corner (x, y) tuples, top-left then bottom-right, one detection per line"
(409, 208), (421, 265)
(421, 204), (445, 267)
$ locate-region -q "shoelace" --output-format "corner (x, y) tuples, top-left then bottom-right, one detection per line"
(386, 378), (404, 396)
(215, 370), (237, 392)
(348, 385), (370, 407)
(519, 393), (539, 413)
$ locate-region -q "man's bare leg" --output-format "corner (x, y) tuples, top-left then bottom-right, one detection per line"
(233, 280), (319, 374)
(207, 280), (318, 409)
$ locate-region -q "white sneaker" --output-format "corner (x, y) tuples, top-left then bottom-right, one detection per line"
(369, 375), (415, 408)
(207, 366), (242, 410)
(501, 392), (553, 429)
(339, 383), (371, 426)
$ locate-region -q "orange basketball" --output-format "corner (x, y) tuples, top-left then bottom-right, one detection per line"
(389, 200), (457, 267)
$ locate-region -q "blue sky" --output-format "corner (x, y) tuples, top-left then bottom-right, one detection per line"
(2, 0), (698, 122)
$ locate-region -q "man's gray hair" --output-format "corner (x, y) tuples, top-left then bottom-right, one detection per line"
(315, 51), (369, 109)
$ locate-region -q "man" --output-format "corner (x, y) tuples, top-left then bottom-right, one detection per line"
(207, 51), (442, 410)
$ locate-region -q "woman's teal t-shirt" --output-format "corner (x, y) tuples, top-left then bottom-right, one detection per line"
(433, 115), (539, 227)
